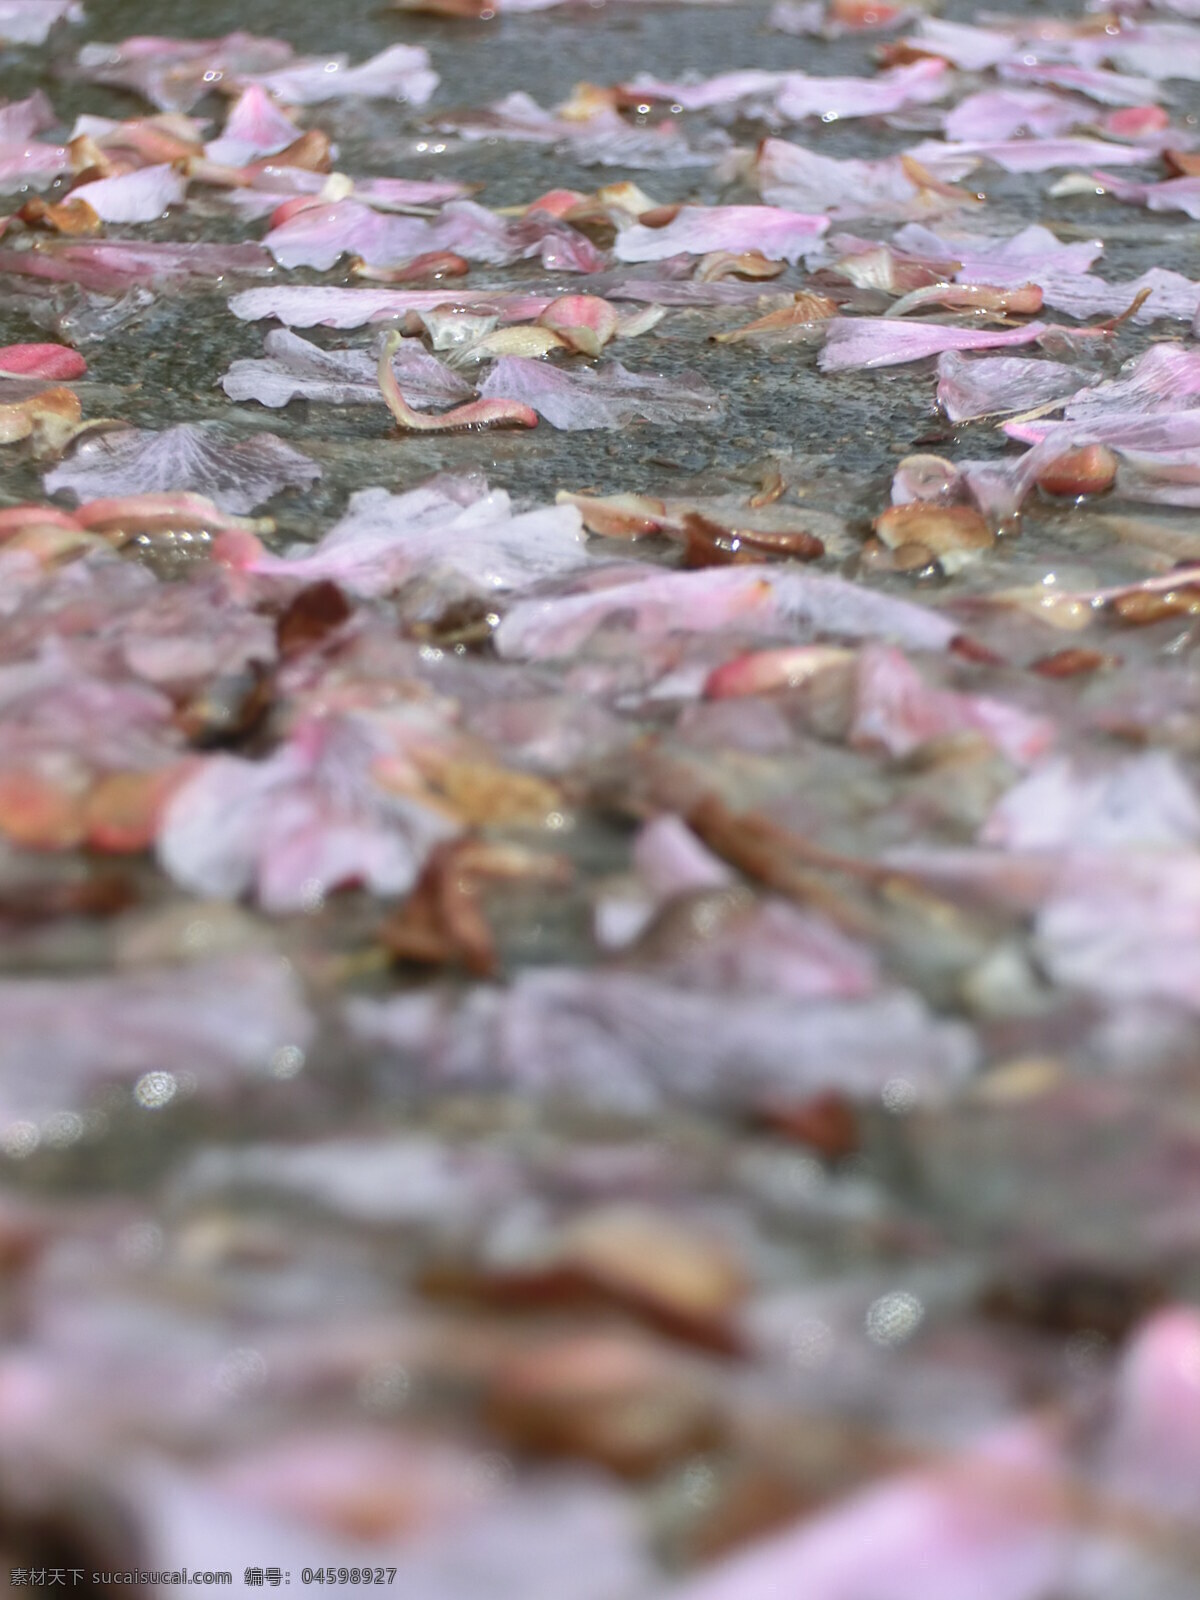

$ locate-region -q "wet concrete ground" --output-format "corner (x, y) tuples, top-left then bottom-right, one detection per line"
(2, 0), (1200, 1593)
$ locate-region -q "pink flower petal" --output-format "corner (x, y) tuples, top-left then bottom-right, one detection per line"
(44, 423), (320, 514)
(614, 205), (827, 264)
(222, 328), (473, 411)
(0, 343), (86, 380)
(494, 565), (958, 659)
(204, 83), (302, 166)
(0, 0), (82, 45)
(537, 294), (619, 355)
(69, 163), (188, 223)
(851, 644), (1056, 766)
(477, 355), (720, 429)
(229, 284), (554, 328)
(819, 317), (1048, 372)
(936, 352), (1084, 422)
(247, 43), (437, 107)
(218, 478), (588, 599)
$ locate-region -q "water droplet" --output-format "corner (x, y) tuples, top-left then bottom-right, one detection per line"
(866, 1290), (924, 1347)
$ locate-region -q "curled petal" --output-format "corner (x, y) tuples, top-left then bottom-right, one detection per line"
(474, 327), (566, 358)
(74, 492), (273, 538)
(680, 511), (825, 567)
(884, 281), (1044, 318)
(0, 343), (86, 379)
(704, 645), (853, 699)
(615, 305), (667, 339)
(16, 196), (102, 235)
(538, 294), (619, 356)
(0, 522), (102, 565)
(68, 133), (117, 178)
(83, 764), (197, 853)
(0, 387), (83, 453)
(376, 330), (537, 432)
(523, 188), (591, 218)
(0, 504), (82, 538)
(874, 502), (993, 573)
(350, 250), (470, 284)
(555, 491), (666, 538)
(591, 181), (660, 216)
(248, 130), (331, 176)
(0, 769), (86, 851)
(695, 250), (787, 283)
(899, 152), (983, 204)
(891, 453), (963, 506)
(714, 294), (838, 345)
(1036, 444), (1117, 497)
(0, 402), (35, 445)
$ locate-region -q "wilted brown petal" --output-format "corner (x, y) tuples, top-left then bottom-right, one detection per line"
(275, 580), (353, 657)
(0, 769), (87, 850)
(555, 490), (667, 538)
(874, 503), (994, 573)
(82, 764), (195, 853)
(713, 294), (839, 345)
(1036, 444), (1118, 497)
(696, 250), (788, 283)
(1030, 647), (1120, 678)
(483, 1330), (723, 1476)
(555, 1204), (748, 1352)
(759, 1089), (861, 1159)
(17, 196), (103, 235)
